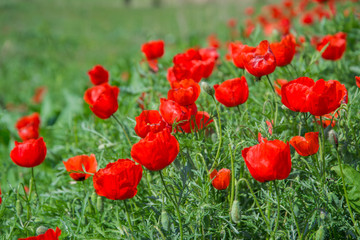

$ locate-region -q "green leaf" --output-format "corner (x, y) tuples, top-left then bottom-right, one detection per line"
(332, 164), (360, 214)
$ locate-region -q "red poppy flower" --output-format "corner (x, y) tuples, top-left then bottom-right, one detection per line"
(84, 83), (119, 119)
(88, 65), (109, 85)
(0, 185), (2, 204)
(356, 76), (360, 88)
(306, 79), (347, 116)
(131, 129), (179, 171)
(134, 110), (167, 138)
(93, 159), (142, 200)
(270, 34), (296, 67)
(241, 40), (277, 78)
(209, 168), (231, 190)
(301, 12), (314, 25)
(19, 227), (61, 240)
(214, 77), (249, 107)
(10, 138), (47, 168)
(180, 111), (213, 133)
(281, 77), (315, 112)
(290, 132), (319, 156)
(168, 79), (201, 106)
(159, 98), (190, 126)
(141, 40), (164, 60)
(207, 34), (220, 49)
(274, 79), (288, 96)
(242, 139), (291, 183)
(63, 154), (98, 181)
(230, 42), (254, 69)
(15, 113), (40, 141)
(32, 86), (47, 104)
(316, 32), (347, 61)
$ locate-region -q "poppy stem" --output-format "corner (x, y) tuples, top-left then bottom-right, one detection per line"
(265, 75), (276, 94)
(159, 171), (183, 240)
(238, 178), (270, 228)
(336, 149), (360, 235)
(123, 200), (135, 240)
(271, 180), (281, 238)
(318, 116), (326, 184)
(112, 115), (132, 147)
(266, 75), (278, 126)
(31, 168), (40, 205)
(229, 144), (235, 209)
(211, 97), (222, 169)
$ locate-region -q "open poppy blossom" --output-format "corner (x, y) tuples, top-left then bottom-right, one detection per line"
(290, 132), (319, 156)
(141, 40), (165, 72)
(281, 77), (314, 112)
(63, 154), (98, 181)
(131, 129), (179, 171)
(18, 227), (61, 240)
(180, 111), (213, 133)
(93, 159), (142, 200)
(315, 32), (347, 61)
(356, 76), (360, 88)
(270, 34), (296, 67)
(15, 113), (40, 141)
(214, 77), (249, 107)
(209, 168), (231, 190)
(84, 83), (119, 119)
(88, 65), (109, 85)
(167, 79), (201, 106)
(10, 137), (47, 168)
(159, 98), (190, 126)
(241, 40), (277, 78)
(134, 110), (167, 138)
(242, 139), (291, 183)
(230, 42), (254, 69)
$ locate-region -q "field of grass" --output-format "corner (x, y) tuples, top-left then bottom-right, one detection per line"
(1, 0), (360, 239)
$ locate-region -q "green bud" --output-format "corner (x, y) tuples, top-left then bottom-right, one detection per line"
(91, 192), (97, 206)
(16, 199), (23, 216)
(200, 81), (215, 96)
(96, 196), (103, 212)
(36, 226), (48, 235)
(315, 225), (325, 240)
(231, 200), (241, 223)
(161, 208), (169, 231)
(327, 129), (338, 149)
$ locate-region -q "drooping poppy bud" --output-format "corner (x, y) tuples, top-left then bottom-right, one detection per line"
(200, 81), (215, 96)
(159, 98), (190, 126)
(241, 40), (277, 78)
(10, 137), (47, 168)
(281, 77), (315, 112)
(209, 168), (231, 190)
(315, 32), (347, 61)
(84, 83), (119, 119)
(141, 40), (165, 60)
(290, 132), (319, 156)
(88, 65), (109, 85)
(242, 139), (291, 182)
(18, 227), (61, 240)
(15, 113), (40, 141)
(270, 34), (296, 67)
(214, 77), (249, 107)
(167, 79), (201, 106)
(63, 154), (98, 181)
(93, 159), (143, 200)
(131, 129), (179, 171)
(134, 110), (167, 138)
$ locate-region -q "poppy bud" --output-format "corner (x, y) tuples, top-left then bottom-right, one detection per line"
(16, 199), (23, 215)
(315, 225), (326, 240)
(231, 200), (241, 223)
(36, 226), (48, 235)
(200, 81), (214, 96)
(161, 207), (170, 231)
(97, 196), (103, 212)
(91, 192), (97, 206)
(327, 129), (338, 149)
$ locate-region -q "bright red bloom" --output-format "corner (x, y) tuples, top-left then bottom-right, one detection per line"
(316, 32), (347, 61)
(301, 12), (314, 25)
(63, 154), (98, 181)
(281, 77), (315, 112)
(180, 111), (213, 133)
(209, 168), (231, 190)
(241, 40), (277, 78)
(10, 138), (47, 168)
(230, 42), (254, 69)
(274, 79), (288, 96)
(242, 139), (291, 183)
(19, 227), (61, 240)
(15, 113), (40, 141)
(88, 65), (109, 85)
(168, 79), (201, 106)
(141, 40), (164, 60)
(134, 110), (167, 138)
(290, 132), (319, 156)
(93, 159), (142, 200)
(214, 77), (249, 107)
(131, 129), (179, 171)
(159, 98), (190, 126)
(84, 83), (119, 119)
(306, 79), (347, 116)
(270, 34), (296, 67)
(356, 76), (360, 88)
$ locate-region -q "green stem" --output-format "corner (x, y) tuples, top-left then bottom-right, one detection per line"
(288, 196), (302, 239)
(319, 116), (326, 183)
(238, 178), (270, 228)
(124, 200), (135, 240)
(229, 145), (235, 209)
(112, 115), (132, 147)
(266, 75), (278, 126)
(336, 150), (360, 236)
(211, 97), (222, 169)
(271, 181), (281, 238)
(159, 171), (183, 240)
(31, 168), (39, 204)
